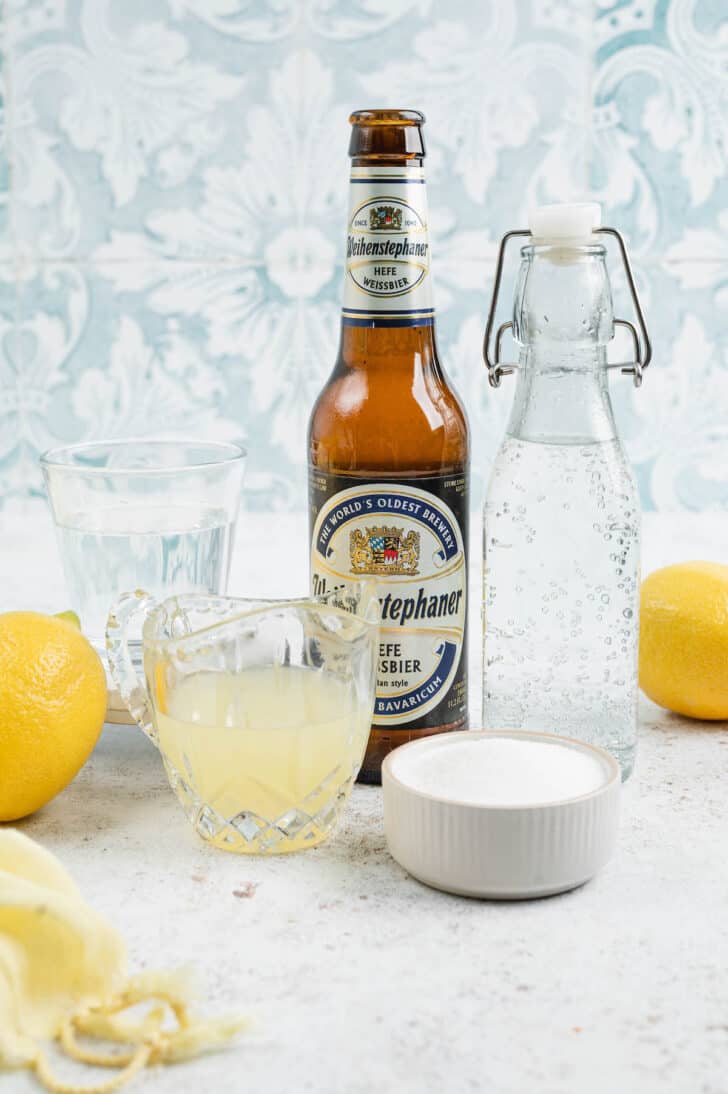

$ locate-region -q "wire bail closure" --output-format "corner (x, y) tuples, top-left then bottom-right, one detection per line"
(482, 226), (652, 390)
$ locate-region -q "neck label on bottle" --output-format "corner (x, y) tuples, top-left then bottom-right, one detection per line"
(342, 165), (434, 328)
(310, 473), (467, 729)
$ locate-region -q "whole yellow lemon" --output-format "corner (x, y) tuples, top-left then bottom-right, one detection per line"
(0, 612), (107, 820)
(640, 562), (728, 720)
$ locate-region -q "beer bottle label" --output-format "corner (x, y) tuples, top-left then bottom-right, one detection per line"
(309, 472), (467, 730)
(342, 165), (434, 328)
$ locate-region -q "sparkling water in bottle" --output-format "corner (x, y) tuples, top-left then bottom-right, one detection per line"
(482, 203), (651, 779)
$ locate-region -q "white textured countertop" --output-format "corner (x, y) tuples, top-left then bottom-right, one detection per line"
(2, 509), (728, 1094)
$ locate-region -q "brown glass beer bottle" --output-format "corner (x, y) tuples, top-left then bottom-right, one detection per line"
(308, 109), (469, 784)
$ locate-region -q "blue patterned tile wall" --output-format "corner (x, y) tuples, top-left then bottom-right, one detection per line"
(0, 0), (726, 511)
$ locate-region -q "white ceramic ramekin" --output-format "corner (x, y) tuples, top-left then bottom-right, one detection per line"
(382, 730), (621, 900)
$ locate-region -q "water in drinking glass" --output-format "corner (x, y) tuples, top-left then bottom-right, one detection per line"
(56, 505), (234, 645)
(40, 439), (246, 653)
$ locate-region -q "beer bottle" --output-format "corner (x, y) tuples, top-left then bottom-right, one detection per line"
(308, 109), (469, 784)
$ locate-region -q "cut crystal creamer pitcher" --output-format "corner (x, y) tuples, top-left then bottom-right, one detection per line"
(481, 203), (651, 779)
(106, 587), (379, 853)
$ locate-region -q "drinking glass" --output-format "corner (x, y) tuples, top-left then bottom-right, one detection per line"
(40, 440), (246, 650)
(106, 587), (380, 853)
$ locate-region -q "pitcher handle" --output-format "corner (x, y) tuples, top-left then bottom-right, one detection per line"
(106, 590), (158, 746)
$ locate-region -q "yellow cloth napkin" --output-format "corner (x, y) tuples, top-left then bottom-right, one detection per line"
(0, 829), (247, 1093)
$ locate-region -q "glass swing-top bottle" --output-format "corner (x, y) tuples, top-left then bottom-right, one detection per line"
(482, 203), (651, 779)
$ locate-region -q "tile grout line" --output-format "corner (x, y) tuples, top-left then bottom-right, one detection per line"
(585, 0), (595, 199)
(0, 255), (723, 270)
(295, 1), (308, 358)
(1, 0), (28, 477)
(2, 1), (18, 315)
(2, 2), (29, 472)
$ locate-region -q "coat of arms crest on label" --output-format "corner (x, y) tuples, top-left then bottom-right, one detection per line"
(369, 205), (402, 231)
(350, 526), (419, 576)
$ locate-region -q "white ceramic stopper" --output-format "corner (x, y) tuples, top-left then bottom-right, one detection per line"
(529, 202), (602, 244)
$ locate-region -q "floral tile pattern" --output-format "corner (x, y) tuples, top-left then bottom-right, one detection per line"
(0, 0), (726, 511)
(593, 0), (727, 256)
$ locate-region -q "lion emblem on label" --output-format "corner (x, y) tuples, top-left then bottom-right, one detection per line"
(350, 526), (419, 576)
(369, 205), (402, 231)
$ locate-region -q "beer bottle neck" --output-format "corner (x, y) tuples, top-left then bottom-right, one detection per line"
(341, 161), (435, 340)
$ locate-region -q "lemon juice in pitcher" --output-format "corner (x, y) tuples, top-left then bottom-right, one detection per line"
(107, 589), (379, 853)
(156, 665), (372, 853)
(482, 204), (651, 778)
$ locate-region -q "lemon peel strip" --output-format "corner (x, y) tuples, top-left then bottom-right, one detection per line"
(34, 1041), (153, 1094)
(32, 989), (248, 1092)
(0, 831), (248, 1093)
